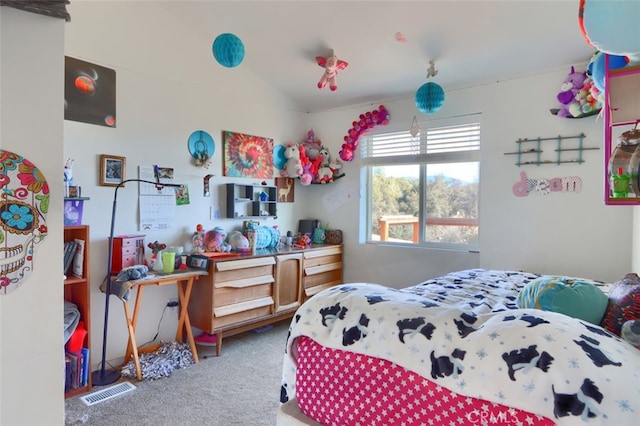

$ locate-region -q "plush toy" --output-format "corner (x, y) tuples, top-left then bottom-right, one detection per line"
(228, 230), (250, 251)
(587, 51), (628, 92)
(316, 54), (348, 91)
(569, 75), (603, 118)
(555, 66), (588, 118)
(316, 146), (337, 183)
(204, 226), (231, 252)
(304, 129), (322, 160)
(281, 143), (303, 178)
(296, 144), (318, 186)
(330, 157), (343, 178)
(293, 233), (312, 248)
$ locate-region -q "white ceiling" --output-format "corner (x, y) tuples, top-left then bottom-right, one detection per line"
(158, 0), (594, 113)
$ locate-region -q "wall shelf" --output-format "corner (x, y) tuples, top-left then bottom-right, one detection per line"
(504, 133), (598, 166)
(604, 59), (640, 205)
(225, 183), (277, 218)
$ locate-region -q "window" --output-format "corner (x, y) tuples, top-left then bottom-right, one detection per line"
(361, 119), (480, 250)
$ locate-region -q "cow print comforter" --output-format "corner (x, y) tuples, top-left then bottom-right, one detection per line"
(281, 269), (640, 425)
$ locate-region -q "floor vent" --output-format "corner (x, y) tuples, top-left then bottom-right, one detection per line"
(79, 381), (136, 406)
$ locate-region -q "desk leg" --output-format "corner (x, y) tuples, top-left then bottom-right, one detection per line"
(122, 285), (145, 380)
(176, 278), (199, 363)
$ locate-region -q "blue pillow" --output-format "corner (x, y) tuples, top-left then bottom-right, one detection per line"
(517, 275), (608, 324)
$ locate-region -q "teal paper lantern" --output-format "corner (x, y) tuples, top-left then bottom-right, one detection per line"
(212, 33), (245, 68)
(415, 82), (445, 114)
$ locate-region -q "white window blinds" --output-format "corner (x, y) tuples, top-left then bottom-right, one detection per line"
(362, 122), (480, 165)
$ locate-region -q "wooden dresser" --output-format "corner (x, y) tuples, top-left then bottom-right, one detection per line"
(187, 244), (343, 355)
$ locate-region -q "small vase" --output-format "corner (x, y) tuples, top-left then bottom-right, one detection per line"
(152, 251), (164, 272)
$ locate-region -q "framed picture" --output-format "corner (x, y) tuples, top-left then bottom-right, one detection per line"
(65, 56), (116, 127)
(275, 177), (294, 202)
(187, 254), (209, 271)
(99, 154), (126, 186)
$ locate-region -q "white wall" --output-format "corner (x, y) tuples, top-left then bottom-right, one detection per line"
(302, 68), (633, 286)
(0, 7), (65, 426)
(64, 1), (309, 365)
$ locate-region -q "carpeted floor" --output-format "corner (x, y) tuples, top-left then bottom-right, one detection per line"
(65, 319), (291, 425)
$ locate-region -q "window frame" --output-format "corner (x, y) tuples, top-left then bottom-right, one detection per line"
(360, 116), (481, 251)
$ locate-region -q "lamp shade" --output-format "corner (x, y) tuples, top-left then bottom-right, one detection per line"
(415, 82), (445, 114)
(212, 33), (245, 68)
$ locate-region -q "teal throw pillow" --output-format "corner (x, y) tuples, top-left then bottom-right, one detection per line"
(517, 275), (608, 324)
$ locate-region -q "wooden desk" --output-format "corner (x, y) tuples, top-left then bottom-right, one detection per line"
(120, 269), (207, 380)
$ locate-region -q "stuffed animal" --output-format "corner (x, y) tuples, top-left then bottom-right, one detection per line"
(228, 231), (250, 251)
(281, 144), (303, 178)
(587, 51), (628, 92)
(555, 66), (588, 118)
(316, 54), (349, 91)
(304, 129), (322, 160)
(570, 75), (604, 118)
(330, 157), (343, 178)
(298, 144), (318, 186)
(204, 226), (231, 252)
(316, 146), (336, 183)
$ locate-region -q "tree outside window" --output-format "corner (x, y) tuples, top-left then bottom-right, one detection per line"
(362, 121), (480, 250)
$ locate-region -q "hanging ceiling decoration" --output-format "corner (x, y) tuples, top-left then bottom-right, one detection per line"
(415, 60), (445, 115)
(212, 33), (245, 68)
(409, 116), (420, 138)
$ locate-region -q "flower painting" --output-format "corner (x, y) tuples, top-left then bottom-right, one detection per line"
(223, 131), (274, 178)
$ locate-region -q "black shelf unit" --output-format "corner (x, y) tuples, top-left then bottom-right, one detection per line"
(225, 183), (277, 218)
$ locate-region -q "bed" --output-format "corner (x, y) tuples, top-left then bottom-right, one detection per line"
(278, 269), (640, 425)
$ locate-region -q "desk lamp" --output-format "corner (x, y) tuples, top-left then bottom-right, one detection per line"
(91, 178), (183, 386)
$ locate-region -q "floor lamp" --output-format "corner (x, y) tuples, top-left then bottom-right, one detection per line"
(91, 178), (183, 386)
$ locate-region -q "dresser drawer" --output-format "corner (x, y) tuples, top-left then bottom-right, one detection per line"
(303, 246), (343, 297)
(213, 298), (273, 328)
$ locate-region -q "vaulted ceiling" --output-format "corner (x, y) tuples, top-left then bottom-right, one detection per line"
(158, 1), (594, 113)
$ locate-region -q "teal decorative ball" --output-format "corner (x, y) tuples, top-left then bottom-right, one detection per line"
(212, 33), (245, 68)
(415, 82), (445, 114)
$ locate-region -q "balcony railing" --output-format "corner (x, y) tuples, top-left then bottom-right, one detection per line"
(377, 215), (478, 243)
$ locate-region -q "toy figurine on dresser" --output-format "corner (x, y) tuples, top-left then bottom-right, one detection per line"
(192, 224), (205, 253)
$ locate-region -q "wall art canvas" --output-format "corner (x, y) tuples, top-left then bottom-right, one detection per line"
(223, 131), (274, 178)
(276, 177), (295, 203)
(0, 149), (49, 295)
(64, 56), (116, 127)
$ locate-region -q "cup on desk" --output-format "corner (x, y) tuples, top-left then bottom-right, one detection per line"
(162, 251), (176, 273)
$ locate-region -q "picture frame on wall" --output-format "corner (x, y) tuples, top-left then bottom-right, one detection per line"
(99, 154), (126, 186)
